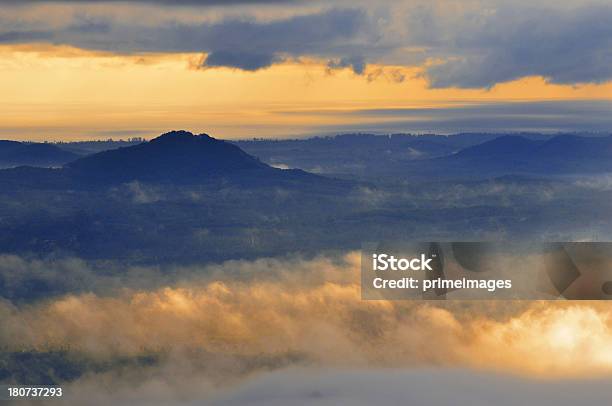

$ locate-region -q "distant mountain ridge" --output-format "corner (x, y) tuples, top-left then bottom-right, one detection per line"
(435, 134), (612, 176)
(2, 131), (612, 186)
(234, 132), (552, 177)
(0, 141), (80, 168)
(0, 130), (333, 189)
(0, 130), (610, 262)
(235, 132), (612, 179)
(453, 135), (545, 158)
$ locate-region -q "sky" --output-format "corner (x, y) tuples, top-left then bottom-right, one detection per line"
(0, 0), (611, 140)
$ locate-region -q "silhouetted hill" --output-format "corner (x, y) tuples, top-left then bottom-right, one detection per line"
(453, 135), (544, 158)
(66, 130), (273, 183)
(0, 131), (335, 189)
(0, 140), (22, 149)
(234, 132), (550, 177)
(422, 134), (612, 177)
(0, 141), (80, 168)
(235, 133), (459, 176)
(55, 139), (144, 155)
(0, 131), (611, 262)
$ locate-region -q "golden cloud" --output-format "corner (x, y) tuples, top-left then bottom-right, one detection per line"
(1, 252), (612, 377)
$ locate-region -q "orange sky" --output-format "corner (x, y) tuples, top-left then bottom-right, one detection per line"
(1, 44), (610, 141)
(1, 0), (611, 140)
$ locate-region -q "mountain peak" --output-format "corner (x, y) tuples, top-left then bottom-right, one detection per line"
(65, 130), (275, 184)
(151, 130), (213, 144)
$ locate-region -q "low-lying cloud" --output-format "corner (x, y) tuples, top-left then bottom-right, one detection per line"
(45, 367), (611, 406)
(2, 252), (612, 377)
(209, 368), (612, 406)
(2, 252), (612, 404)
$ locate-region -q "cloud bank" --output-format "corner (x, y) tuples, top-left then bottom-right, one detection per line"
(209, 368), (612, 406)
(423, 4), (612, 88)
(50, 367), (612, 406)
(1, 1), (612, 87)
(291, 100), (612, 134)
(2, 252), (612, 404)
(2, 252), (612, 377)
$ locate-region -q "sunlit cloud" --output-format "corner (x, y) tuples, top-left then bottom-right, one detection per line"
(2, 252), (612, 377)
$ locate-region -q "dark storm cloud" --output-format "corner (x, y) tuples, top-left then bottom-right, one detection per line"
(0, 8), (367, 71)
(1, 0), (299, 4)
(327, 55), (366, 74)
(2, 1), (612, 87)
(193, 9), (367, 70)
(204, 51), (278, 71)
(0, 30), (52, 43)
(423, 5), (612, 88)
